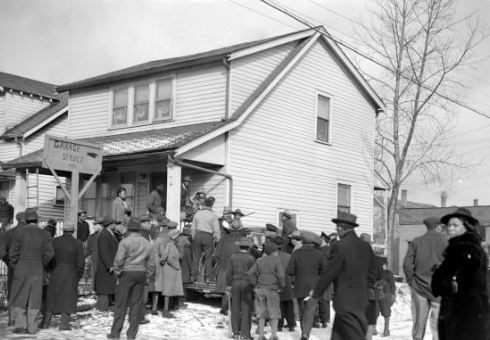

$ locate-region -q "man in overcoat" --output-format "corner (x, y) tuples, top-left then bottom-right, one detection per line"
(40, 222), (84, 330)
(311, 212), (376, 340)
(2, 211), (26, 325)
(403, 216), (448, 340)
(108, 216), (154, 340)
(287, 232), (327, 340)
(85, 217), (103, 291)
(9, 208), (54, 334)
(96, 215), (119, 311)
(273, 237), (295, 332)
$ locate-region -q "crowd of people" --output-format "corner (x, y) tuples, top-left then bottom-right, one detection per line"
(0, 178), (488, 340)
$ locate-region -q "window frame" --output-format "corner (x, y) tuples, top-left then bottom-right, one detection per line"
(53, 184), (66, 207)
(336, 182), (353, 215)
(109, 75), (175, 129)
(314, 91), (333, 145)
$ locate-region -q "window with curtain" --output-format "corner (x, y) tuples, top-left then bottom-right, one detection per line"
(113, 88), (128, 126)
(134, 84), (150, 123)
(155, 79), (172, 120)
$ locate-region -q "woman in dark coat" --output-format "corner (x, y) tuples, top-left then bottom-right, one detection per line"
(41, 223), (84, 330)
(432, 208), (490, 340)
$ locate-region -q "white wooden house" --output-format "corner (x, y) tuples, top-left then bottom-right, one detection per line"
(0, 72), (68, 223)
(3, 27), (384, 234)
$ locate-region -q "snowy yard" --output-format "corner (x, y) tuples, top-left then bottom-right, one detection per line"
(0, 284), (435, 340)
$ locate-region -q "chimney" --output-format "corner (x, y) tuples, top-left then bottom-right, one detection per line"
(474, 199), (479, 207)
(441, 191), (448, 208)
(401, 189), (407, 208)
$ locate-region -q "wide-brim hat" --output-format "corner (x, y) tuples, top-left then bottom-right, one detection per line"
(127, 217), (141, 231)
(282, 211), (292, 219)
(63, 222), (75, 232)
(183, 175), (192, 182)
(332, 212), (359, 227)
(94, 217), (104, 224)
(233, 209), (245, 217)
(266, 223), (278, 232)
(441, 207), (479, 226)
(25, 208), (38, 221)
(101, 215), (116, 227)
(138, 215), (151, 223)
(235, 237), (254, 247)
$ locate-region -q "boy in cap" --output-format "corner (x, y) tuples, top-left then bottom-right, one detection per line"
(108, 217), (154, 340)
(226, 237), (256, 340)
(248, 243), (285, 340)
(375, 257), (395, 337)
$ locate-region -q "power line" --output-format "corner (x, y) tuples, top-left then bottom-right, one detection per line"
(258, 0), (490, 120)
(302, 0), (360, 26)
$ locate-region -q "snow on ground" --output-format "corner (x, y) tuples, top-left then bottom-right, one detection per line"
(0, 283), (437, 339)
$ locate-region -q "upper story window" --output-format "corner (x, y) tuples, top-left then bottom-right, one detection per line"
(113, 88), (128, 126)
(110, 77), (174, 129)
(337, 183), (351, 215)
(134, 84), (150, 124)
(155, 79), (172, 121)
(316, 94), (331, 143)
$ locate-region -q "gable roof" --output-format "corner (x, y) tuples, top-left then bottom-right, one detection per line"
(1, 121), (226, 169)
(0, 93), (69, 140)
(57, 28), (314, 92)
(0, 71), (59, 100)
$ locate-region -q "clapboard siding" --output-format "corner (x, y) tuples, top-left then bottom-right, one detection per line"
(68, 65), (226, 139)
(0, 94), (5, 132)
(6, 92), (50, 129)
(0, 141), (20, 162)
(27, 174), (65, 219)
(25, 115), (68, 154)
(231, 42), (295, 112)
(228, 40), (375, 235)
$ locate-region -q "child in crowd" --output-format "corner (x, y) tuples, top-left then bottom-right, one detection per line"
(377, 257), (396, 337)
(248, 243), (285, 340)
(226, 237), (256, 340)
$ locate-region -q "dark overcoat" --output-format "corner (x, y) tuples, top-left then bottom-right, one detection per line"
(85, 230), (101, 291)
(2, 221), (26, 297)
(287, 244), (326, 298)
(95, 228), (119, 294)
(214, 230), (242, 293)
(319, 244), (333, 300)
(178, 234), (192, 284)
(403, 229), (448, 301)
(46, 233), (84, 314)
(9, 223), (54, 309)
(278, 250), (293, 301)
(313, 230), (375, 340)
(432, 231), (490, 340)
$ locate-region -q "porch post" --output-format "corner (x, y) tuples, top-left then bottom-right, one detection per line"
(14, 170), (27, 212)
(166, 161), (182, 225)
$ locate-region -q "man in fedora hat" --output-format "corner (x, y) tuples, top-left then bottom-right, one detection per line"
(310, 211), (376, 340)
(108, 217), (154, 340)
(281, 211), (298, 238)
(9, 208), (54, 334)
(181, 175), (192, 205)
(40, 222), (85, 331)
(96, 216), (118, 312)
(403, 216), (447, 340)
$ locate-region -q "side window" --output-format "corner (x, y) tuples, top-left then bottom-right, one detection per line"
(54, 185), (66, 206)
(113, 88), (128, 126)
(337, 184), (351, 215)
(316, 94), (331, 143)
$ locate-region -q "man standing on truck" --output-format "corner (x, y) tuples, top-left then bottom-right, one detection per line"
(191, 197), (220, 283)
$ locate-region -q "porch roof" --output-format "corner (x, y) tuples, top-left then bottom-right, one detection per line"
(1, 121), (226, 169)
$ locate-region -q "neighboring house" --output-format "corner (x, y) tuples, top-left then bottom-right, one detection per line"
(398, 203), (490, 276)
(0, 72), (68, 222)
(3, 27), (384, 234)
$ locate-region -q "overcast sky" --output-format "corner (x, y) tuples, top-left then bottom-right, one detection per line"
(1, 0), (489, 207)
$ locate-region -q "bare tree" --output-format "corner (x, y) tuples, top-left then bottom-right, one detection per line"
(359, 0), (488, 268)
